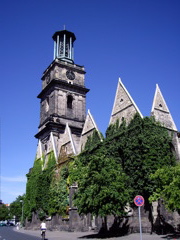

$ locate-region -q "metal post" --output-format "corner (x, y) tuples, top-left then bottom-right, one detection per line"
(22, 201), (24, 224)
(70, 37), (72, 59)
(63, 33), (66, 57)
(138, 206), (142, 240)
(20, 200), (23, 226)
(53, 40), (56, 59)
(57, 35), (59, 58)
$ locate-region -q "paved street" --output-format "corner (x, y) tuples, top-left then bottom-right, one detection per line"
(0, 226), (178, 240)
(0, 226), (180, 240)
(0, 226), (41, 240)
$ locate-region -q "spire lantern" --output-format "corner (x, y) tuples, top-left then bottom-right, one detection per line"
(52, 30), (76, 63)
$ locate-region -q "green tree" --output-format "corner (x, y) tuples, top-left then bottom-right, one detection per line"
(0, 204), (9, 221)
(70, 130), (132, 223)
(72, 153), (131, 217)
(70, 115), (175, 225)
(149, 164), (180, 213)
(9, 195), (25, 221)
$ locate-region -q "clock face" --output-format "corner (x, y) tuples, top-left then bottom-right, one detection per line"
(66, 70), (75, 80)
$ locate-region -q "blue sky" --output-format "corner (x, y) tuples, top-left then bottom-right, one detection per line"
(1, 0), (180, 204)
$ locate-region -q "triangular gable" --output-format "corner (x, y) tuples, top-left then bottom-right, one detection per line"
(38, 133), (58, 167)
(80, 110), (102, 151)
(82, 109), (99, 135)
(60, 123), (77, 155)
(36, 139), (43, 160)
(109, 78), (143, 126)
(50, 132), (58, 162)
(151, 84), (177, 131)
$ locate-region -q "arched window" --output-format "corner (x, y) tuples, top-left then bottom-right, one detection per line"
(67, 95), (73, 109)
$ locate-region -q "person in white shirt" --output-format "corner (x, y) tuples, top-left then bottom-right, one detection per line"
(40, 221), (47, 235)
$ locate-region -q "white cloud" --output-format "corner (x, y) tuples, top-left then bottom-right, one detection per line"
(1, 181), (26, 203)
(1, 186), (24, 197)
(1, 176), (27, 183)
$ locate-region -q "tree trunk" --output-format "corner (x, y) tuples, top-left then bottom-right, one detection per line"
(99, 216), (108, 234)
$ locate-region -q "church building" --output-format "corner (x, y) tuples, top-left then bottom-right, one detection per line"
(31, 29), (180, 232)
(35, 29), (180, 164)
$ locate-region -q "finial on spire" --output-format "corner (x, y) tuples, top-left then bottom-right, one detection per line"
(64, 24), (66, 30)
(118, 77), (122, 83)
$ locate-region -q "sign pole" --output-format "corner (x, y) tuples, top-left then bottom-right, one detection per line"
(138, 206), (142, 240)
(134, 195), (145, 240)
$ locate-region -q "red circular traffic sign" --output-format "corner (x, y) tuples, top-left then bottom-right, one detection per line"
(134, 195), (144, 207)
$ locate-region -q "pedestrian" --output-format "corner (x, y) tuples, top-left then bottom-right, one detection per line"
(40, 221), (47, 235)
(16, 222), (20, 230)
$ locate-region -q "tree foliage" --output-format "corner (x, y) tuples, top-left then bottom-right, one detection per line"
(9, 195), (25, 221)
(70, 130), (132, 217)
(0, 204), (9, 221)
(24, 113), (176, 223)
(149, 164), (180, 213)
(70, 114), (175, 219)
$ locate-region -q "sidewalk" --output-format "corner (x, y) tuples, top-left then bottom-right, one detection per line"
(14, 227), (180, 240)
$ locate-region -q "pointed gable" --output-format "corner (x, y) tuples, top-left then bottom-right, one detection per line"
(109, 78), (143, 126)
(60, 123), (77, 156)
(151, 84), (177, 131)
(81, 110), (98, 135)
(50, 132), (58, 162)
(36, 139), (43, 160)
(80, 109), (102, 151)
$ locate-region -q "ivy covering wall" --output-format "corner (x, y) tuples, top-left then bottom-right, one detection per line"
(24, 113), (176, 224)
(24, 151), (69, 221)
(69, 113), (176, 219)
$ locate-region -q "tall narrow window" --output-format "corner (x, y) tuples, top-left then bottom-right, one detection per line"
(67, 95), (73, 109)
(45, 97), (49, 112)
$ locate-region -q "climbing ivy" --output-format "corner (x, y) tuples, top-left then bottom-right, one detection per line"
(24, 152), (56, 220)
(105, 113), (176, 202)
(24, 157), (42, 220)
(70, 113), (176, 221)
(48, 165), (69, 217)
(24, 114), (176, 223)
(83, 129), (103, 151)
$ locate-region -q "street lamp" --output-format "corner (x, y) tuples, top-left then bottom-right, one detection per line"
(20, 200), (24, 226)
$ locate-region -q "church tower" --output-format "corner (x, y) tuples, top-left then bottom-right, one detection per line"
(35, 30), (89, 162)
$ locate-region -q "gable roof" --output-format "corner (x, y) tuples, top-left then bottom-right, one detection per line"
(80, 109), (102, 151)
(61, 123), (77, 155)
(109, 78), (143, 125)
(81, 109), (99, 136)
(151, 84), (177, 131)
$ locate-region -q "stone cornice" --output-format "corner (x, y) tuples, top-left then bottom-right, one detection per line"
(37, 79), (89, 99)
